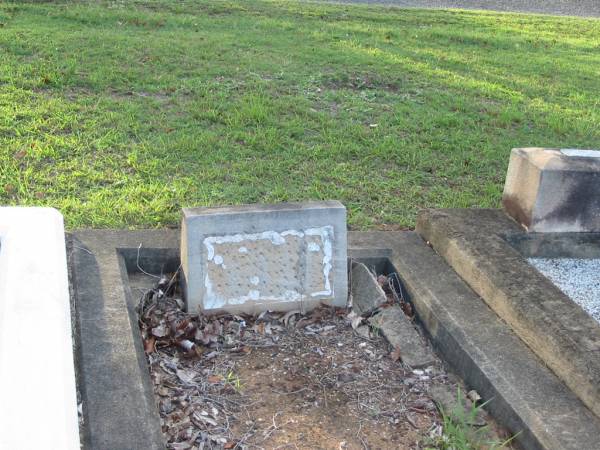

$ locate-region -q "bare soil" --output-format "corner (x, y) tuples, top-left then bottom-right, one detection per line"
(135, 274), (501, 450)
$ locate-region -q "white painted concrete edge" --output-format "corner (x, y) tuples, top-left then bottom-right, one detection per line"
(0, 207), (80, 449)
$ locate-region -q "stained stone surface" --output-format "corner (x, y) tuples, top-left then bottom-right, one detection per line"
(529, 258), (600, 323)
(502, 147), (600, 232)
(181, 201), (347, 314)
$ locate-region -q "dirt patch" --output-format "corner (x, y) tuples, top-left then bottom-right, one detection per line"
(136, 273), (503, 449)
(321, 73), (400, 92)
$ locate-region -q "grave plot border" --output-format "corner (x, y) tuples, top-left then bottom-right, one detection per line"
(69, 227), (600, 450)
(417, 208), (600, 420)
(68, 230), (178, 450)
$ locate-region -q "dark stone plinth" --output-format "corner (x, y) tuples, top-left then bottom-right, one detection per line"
(503, 147), (600, 232)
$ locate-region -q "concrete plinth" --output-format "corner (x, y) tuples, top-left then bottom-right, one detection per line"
(181, 201), (348, 314)
(0, 207), (80, 450)
(502, 147), (600, 232)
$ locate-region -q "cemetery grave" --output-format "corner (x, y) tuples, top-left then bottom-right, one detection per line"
(133, 270), (503, 449)
(69, 202), (510, 449)
(418, 148), (600, 422)
(4, 147), (600, 450)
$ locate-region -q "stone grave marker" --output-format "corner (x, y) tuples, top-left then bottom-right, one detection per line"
(503, 147), (600, 232)
(181, 201), (347, 314)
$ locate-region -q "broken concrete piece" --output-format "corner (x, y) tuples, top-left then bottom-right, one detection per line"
(351, 262), (388, 315)
(181, 201), (348, 314)
(369, 305), (436, 369)
(355, 325), (372, 339)
(502, 147), (600, 232)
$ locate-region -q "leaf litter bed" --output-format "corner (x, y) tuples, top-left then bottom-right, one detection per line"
(135, 272), (504, 450)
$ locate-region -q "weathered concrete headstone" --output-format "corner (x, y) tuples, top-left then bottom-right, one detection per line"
(350, 262), (388, 315)
(502, 147), (600, 232)
(0, 207), (80, 450)
(181, 201), (347, 314)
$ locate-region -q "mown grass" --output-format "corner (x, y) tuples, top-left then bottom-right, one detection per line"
(1, 0), (599, 229)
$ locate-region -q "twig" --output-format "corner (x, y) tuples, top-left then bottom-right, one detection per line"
(260, 411), (292, 443)
(136, 243), (161, 279)
(72, 245), (93, 255)
(272, 387), (308, 396)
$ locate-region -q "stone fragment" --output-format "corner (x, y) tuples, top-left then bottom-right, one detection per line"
(181, 201), (347, 314)
(502, 147), (600, 232)
(354, 325), (371, 339)
(369, 305), (436, 369)
(350, 262), (388, 315)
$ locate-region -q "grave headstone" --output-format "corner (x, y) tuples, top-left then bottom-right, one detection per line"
(181, 201), (347, 314)
(502, 147), (600, 232)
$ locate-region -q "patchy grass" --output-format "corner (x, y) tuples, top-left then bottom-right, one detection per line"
(1, 0), (599, 229)
(427, 390), (517, 449)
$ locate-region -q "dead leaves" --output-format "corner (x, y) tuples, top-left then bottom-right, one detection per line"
(139, 271), (452, 449)
(144, 336), (156, 354)
(207, 375), (222, 384)
(139, 276), (352, 449)
(176, 368), (196, 385)
(152, 324), (169, 338)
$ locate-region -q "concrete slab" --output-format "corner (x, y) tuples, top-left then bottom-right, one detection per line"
(502, 147), (600, 232)
(0, 207), (79, 450)
(507, 232), (600, 258)
(417, 208), (600, 420)
(350, 262), (387, 315)
(68, 227), (600, 450)
(368, 305), (436, 369)
(181, 201), (347, 314)
(68, 230), (179, 450)
(353, 231), (600, 450)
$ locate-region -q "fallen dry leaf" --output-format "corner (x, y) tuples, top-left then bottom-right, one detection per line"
(467, 389), (482, 404)
(152, 324), (169, 338)
(176, 369), (196, 384)
(282, 310), (300, 326)
(144, 336), (156, 354)
(207, 375), (222, 384)
(390, 346), (402, 362)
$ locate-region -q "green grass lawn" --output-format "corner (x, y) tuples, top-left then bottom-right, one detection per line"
(1, 0), (599, 229)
